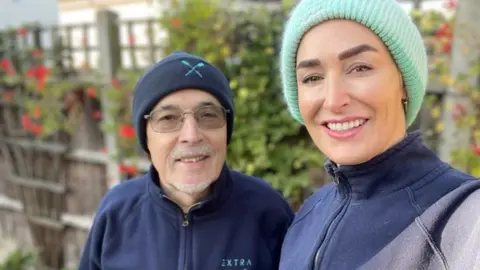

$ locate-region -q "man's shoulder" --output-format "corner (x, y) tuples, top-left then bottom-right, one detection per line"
(95, 174), (149, 219)
(228, 169), (294, 214)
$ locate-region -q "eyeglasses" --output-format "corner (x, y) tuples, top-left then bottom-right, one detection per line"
(144, 105), (230, 133)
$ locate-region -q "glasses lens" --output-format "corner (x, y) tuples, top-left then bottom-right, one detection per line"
(149, 105), (227, 133)
(195, 105), (226, 129)
(151, 109), (182, 132)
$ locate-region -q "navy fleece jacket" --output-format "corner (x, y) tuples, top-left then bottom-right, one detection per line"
(79, 164), (294, 270)
(279, 131), (480, 270)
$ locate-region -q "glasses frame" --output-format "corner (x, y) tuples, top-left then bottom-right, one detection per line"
(143, 105), (230, 133)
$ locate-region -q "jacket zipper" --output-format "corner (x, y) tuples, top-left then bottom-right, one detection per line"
(162, 195), (201, 270)
(181, 202), (201, 270)
(182, 213), (190, 270)
(310, 171), (352, 270)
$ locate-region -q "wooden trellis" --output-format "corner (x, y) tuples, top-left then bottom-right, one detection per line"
(0, 97), (70, 269)
(0, 25), (72, 269)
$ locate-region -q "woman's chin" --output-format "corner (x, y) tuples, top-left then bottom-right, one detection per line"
(324, 147), (376, 166)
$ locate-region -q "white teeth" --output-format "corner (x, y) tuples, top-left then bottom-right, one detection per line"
(327, 119), (366, 131)
(180, 156), (205, 163)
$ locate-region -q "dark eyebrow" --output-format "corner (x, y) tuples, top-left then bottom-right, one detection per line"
(156, 104), (179, 111)
(197, 101), (216, 107)
(338, 44), (378, 61)
(296, 44), (377, 70)
(296, 59), (321, 70)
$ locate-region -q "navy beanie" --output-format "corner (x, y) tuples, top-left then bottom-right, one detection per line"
(132, 51), (235, 153)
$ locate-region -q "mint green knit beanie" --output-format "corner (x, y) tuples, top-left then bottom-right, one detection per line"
(280, 0), (428, 127)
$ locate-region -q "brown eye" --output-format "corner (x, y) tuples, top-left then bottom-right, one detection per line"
(199, 110), (219, 119)
(195, 106), (227, 129)
(196, 106), (222, 118)
(350, 65), (372, 73)
(158, 114), (179, 121)
(302, 75), (323, 84)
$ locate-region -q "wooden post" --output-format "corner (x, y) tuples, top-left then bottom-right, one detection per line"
(438, 0), (480, 162)
(96, 10), (122, 188)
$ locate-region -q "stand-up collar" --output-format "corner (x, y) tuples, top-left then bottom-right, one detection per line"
(147, 163), (233, 216)
(325, 131), (445, 200)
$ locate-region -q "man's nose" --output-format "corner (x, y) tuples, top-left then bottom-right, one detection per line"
(178, 114), (203, 144)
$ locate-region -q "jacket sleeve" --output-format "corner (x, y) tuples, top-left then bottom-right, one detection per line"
(78, 208), (109, 270)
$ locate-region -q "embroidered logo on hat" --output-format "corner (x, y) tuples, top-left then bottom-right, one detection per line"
(181, 60), (205, 78)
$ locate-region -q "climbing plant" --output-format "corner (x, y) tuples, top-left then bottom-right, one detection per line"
(411, 0), (480, 177)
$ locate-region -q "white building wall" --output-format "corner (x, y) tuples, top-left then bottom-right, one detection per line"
(0, 0), (60, 30)
(57, 1), (166, 69)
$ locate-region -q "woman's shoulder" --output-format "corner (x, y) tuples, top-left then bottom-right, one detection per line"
(418, 176), (480, 233)
(431, 180), (480, 268)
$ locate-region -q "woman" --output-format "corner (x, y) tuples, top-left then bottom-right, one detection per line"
(278, 0), (480, 269)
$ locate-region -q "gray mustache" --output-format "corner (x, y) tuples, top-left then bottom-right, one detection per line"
(171, 144), (213, 160)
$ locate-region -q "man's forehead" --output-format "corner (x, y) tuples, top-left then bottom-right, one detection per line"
(155, 101), (219, 111)
(153, 90), (221, 111)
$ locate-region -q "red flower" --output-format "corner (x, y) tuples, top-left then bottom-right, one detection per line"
(21, 114), (32, 130)
(92, 110), (102, 119)
(472, 145), (480, 156)
(26, 65), (49, 79)
(0, 59), (11, 70)
(26, 65), (49, 91)
(2, 91), (14, 101)
(444, 0), (456, 9)
(0, 59), (15, 75)
(436, 23), (452, 39)
(171, 17), (181, 28)
(86, 87), (97, 98)
(119, 163), (138, 175)
(31, 124), (43, 135)
(119, 124), (136, 139)
(32, 48), (42, 58)
(111, 78), (121, 87)
(32, 107), (42, 119)
(17, 27), (27, 36)
(36, 78), (46, 91)
(452, 103), (466, 120)
(128, 34), (135, 46)
(442, 42), (452, 53)
(455, 104), (466, 113)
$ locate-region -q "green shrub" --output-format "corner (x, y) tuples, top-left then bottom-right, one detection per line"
(0, 248), (36, 270)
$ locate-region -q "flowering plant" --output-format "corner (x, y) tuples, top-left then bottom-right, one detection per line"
(412, 0), (480, 177)
(0, 26), (101, 142)
(101, 70), (145, 178)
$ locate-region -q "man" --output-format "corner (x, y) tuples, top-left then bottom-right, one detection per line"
(79, 51), (294, 270)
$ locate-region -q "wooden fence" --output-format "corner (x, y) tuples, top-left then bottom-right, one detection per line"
(0, 8), (448, 269)
(0, 10), (161, 269)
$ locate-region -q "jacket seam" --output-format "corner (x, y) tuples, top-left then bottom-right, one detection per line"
(406, 187), (449, 270)
(409, 163), (451, 192)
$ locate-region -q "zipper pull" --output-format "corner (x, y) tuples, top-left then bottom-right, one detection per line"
(333, 168), (341, 185)
(333, 173), (340, 185)
(182, 214), (189, 227)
